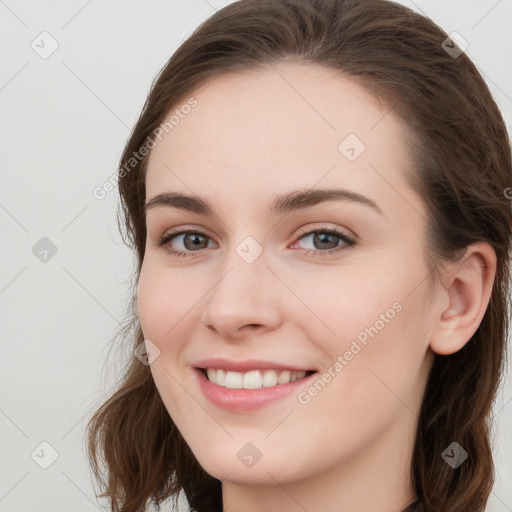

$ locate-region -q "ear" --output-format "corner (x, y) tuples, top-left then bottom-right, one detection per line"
(430, 242), (497, 355)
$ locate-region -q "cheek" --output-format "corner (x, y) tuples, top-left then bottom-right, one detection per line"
(292, 287), (429, 453)
(297, 250), (430, 369)
(137, 262), (167, 340)
(326, 268), (431, 408)
(137, 258), (203, 343)
(137, 262), (194, 418)
(288, 260), (402, 337)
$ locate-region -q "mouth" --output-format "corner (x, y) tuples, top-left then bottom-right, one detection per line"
(194, 366), (319, 412)
(198, 367), (317, 389)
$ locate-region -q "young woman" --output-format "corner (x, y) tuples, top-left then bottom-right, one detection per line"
(86, 1), (512, 511)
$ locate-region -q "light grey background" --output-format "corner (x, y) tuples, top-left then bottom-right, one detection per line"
(0, 1), (511, 511)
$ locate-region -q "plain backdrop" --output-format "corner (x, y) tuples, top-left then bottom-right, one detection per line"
(0, 1), (511, 511)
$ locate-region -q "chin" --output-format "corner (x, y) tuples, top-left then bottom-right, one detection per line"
(191, 443), (307, 486)
(202, 461), (286, 486)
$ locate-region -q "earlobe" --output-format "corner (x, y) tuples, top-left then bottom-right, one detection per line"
(429, 242), (496, 356)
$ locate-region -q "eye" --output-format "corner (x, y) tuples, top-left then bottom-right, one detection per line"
(291, 227), (356, 257)
(155, 226), (356, 258)
(155, 229), (217, 257)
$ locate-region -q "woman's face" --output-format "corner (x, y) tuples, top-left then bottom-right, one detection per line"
(138, 62), (437, 487)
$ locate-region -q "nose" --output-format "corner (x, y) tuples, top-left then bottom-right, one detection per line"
(200, 247), (282, 340)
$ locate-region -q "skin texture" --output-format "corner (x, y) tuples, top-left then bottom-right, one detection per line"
(137, 62), (496, 512)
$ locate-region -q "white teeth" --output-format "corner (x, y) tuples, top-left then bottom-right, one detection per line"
(205, 368), (308, 389)
(225, 371), (243, 389)
(262, 370), (278, 387)
(242, 370), (262, 389)
(277, 370), (291, 384)
(216, 368), (226, 386)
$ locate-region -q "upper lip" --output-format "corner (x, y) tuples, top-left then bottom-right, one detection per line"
(194, 358), (316, 373)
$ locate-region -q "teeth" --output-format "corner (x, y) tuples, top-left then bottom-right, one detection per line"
(205, 368), (308, 389)
(262, 370), (278, 387)
(242, 370), (262, 389)
(277, 370), (291, 384)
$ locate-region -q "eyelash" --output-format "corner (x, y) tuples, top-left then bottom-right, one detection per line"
(155, 227), (356, 259)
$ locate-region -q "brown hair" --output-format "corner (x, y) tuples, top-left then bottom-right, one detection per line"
(86, 1), (512, 511)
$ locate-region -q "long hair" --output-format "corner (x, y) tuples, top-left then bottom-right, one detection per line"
(86, 1), (512, 511)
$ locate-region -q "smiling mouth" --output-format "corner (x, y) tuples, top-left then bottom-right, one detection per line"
(199, 368), (317, 389)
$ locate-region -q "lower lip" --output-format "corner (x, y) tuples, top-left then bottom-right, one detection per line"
(194, 368), (318, 412)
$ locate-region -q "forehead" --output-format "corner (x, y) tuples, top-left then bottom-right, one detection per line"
(145, 61), (422, 222)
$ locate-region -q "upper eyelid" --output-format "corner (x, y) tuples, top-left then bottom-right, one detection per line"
(156, 224), (356, 248)
(158, 223), (354, 238)
(295, 224), (354, 238)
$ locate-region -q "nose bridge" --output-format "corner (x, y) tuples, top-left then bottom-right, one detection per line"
(200, 236), (281, 335)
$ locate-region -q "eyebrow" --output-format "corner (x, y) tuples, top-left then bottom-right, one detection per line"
(143, 188), (383, 217)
